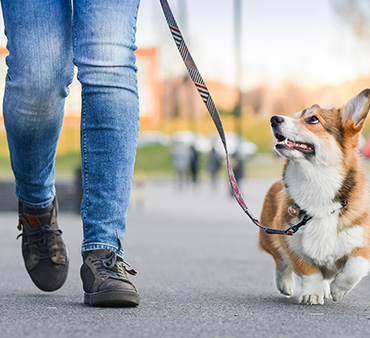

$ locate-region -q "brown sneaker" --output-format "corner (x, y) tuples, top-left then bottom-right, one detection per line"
(81, 249), (140, 307)
(17, 197), (69, 292)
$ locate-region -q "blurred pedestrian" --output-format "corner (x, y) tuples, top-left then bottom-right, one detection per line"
(189, 145), (199, 185)
(1, 0), (141, 307)
(234, 153), (245, 182)
(230, 149), (245, 196)
(208, 147), (222, 190)
(172, 142), (191, 190)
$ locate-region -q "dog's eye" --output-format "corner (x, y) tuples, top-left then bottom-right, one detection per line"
(305, 116), (320, 124)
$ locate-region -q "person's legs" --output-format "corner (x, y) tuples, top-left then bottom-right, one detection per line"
(1, 0), (73, 291)
(1, 0), (74, 207)
(73, 0), (140, 257)
(73, 0), (141, 306)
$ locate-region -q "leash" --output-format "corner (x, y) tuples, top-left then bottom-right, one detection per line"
(159, 0), (297, 235)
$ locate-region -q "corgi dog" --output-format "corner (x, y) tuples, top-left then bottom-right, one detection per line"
(259, 89), (370, 305)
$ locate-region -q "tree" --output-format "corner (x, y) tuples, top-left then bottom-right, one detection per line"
(331, 0), (370, 40)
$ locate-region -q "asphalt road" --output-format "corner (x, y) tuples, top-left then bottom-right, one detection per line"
(1, 177), (370, 338)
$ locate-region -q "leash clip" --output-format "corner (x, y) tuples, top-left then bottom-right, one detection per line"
(331, 200), (348, 214)
(285, 213), (312, 235)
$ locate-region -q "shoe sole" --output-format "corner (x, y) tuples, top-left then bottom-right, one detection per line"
(30, 257), (69, 292)
(84, 290), (140, 307)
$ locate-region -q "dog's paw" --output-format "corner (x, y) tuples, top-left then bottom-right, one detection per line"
(276, 269), (295, 296)
(323, 280), (332, 299)
(299, 273), (327, 305)
(331, 290), (346, 302)
(330, 283), (347, 302)
(298, 294), (324, 305)
(330, 256), (369, 302)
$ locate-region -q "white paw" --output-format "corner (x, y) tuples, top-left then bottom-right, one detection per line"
(323, 280), (332, 299)
(299, 273), (326, 305)
(330, 256), (369, 302)
(330, 282), (347, 302)
(298, 293), (324, 305)
(276, 270), (295, 296)
(331, 290), (346, 302)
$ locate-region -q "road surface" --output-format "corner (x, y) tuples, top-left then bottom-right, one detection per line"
(1, 178), (370, 338)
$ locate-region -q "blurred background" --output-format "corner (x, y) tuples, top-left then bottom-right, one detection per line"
(0, 0), (370, 210)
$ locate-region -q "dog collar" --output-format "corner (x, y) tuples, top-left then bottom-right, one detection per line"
(287, 204), (300, 217)
(285, 200), (348, 235)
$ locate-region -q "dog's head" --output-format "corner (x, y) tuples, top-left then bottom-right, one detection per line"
(271, 89), (370, 165)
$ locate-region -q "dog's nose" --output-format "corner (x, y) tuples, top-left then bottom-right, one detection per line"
(271, 115), (284, 127)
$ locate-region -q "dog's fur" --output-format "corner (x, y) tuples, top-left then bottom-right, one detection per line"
(259, 89), (370, 305)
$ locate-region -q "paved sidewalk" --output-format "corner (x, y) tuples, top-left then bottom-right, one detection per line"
(1, 178), (370, 338)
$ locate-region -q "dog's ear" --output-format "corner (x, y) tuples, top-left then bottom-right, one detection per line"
(342, 89), (370, 132)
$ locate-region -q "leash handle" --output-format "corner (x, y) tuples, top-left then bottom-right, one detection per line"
(159, 0), (290, 236)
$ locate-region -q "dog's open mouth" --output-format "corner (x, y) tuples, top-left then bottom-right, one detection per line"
(274, 132), (315, 154)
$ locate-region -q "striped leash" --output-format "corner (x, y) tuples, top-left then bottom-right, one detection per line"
(159, 0), (295, 236)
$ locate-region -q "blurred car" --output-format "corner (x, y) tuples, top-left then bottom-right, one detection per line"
(211, 132), (257, 160)
(171, 131), (257, 159)
(171, 131), (211, 152)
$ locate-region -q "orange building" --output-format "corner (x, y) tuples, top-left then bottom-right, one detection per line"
(136, 48), (162, 126)
(0, 46), (163, 125)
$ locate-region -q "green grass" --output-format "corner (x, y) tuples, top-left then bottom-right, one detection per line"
(0, 149), (307, 181)
(0, 156), (12, 178)
(245, 154), (283, 179)
(55, 152), (81, 179)
(1, 146), (369, 181)
(0, 153), (81, 180)
(134, 145), (173, 176)
(135, 145), (284, 179)
(134, 145), (215, 177)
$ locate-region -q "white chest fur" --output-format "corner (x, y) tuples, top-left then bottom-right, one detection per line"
(284, 161), (343, 217)
(284, 160), (364, 271)
(290, 214), (364, 270)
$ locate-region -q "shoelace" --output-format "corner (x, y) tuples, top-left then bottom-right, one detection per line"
(91, 231), (137, 280)
(17, 224), (63, 260)
(93, 251), (126, 281)
(92, 251), (137, 282)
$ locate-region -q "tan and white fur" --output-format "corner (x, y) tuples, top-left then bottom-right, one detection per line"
(259, 89), (370, 305)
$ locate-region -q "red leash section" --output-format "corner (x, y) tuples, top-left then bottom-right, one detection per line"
(159, 0), (293, 236)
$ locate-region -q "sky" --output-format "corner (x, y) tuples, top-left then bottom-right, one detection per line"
(135, 0), (370, 89)
(0, 0), (368, 90)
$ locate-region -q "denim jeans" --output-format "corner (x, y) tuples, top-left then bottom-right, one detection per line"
(1, 0), (141, 258)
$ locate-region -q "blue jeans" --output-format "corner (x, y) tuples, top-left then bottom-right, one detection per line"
(1, 0), (141, 258)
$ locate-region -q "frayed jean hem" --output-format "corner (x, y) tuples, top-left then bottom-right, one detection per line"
(81, 243), (124, 259)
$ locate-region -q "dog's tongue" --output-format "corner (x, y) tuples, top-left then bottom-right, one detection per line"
(286, 139), (295, 148)
(277, 136), (313, 151)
